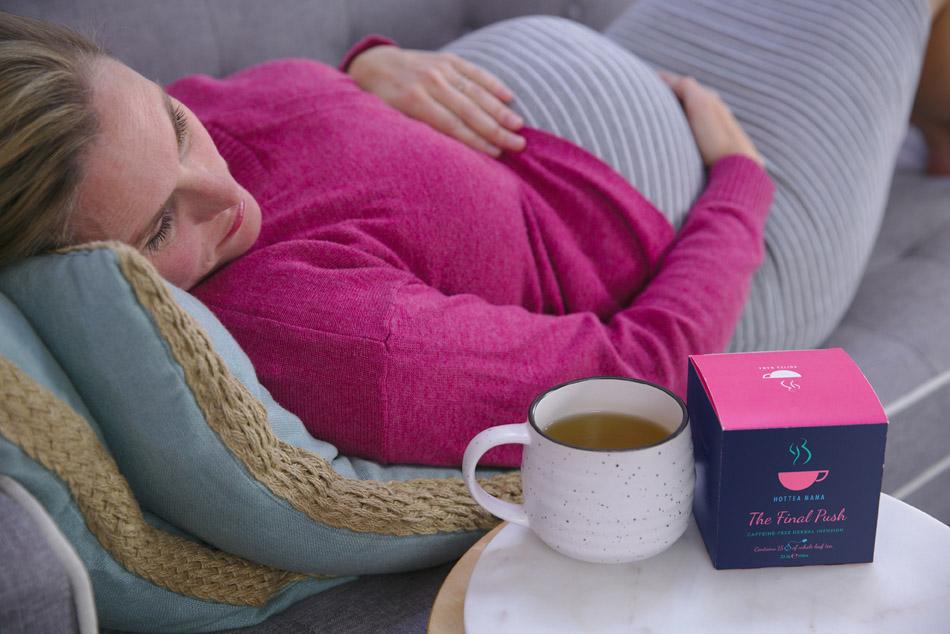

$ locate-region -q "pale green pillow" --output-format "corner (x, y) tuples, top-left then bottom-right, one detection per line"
(0, 242), (518, 632)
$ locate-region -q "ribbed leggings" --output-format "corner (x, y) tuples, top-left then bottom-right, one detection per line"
(443, 0), (929, 350)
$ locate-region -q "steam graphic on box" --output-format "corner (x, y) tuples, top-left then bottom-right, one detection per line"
(778, 438), (830, 491)
(687, 348), (888, 569)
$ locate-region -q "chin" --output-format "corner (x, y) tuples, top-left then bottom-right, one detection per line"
(195, 232), (259, 289)
(186, 200), (262, 290)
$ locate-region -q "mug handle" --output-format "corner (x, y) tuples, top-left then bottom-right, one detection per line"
(462, 423), (531, 527)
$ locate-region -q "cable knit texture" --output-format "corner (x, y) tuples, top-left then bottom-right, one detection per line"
(174, 56), (773, 467)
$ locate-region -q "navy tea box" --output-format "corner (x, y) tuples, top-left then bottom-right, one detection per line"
(687, 348), (888, 569)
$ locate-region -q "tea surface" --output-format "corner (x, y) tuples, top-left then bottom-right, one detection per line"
(544, 412), (669, 450)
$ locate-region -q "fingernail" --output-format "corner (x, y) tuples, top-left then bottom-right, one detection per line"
(486, 143), (502, 157)
(507, 113), (524, 128)
(510, 134), (526, 150)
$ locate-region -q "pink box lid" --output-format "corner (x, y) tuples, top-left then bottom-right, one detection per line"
(689, 348), (887, 430)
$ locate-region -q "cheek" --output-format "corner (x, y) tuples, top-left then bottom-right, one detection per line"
(148, 229), (210, 289)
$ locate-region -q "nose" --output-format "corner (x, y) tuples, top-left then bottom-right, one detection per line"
(180, 167), (241, 222)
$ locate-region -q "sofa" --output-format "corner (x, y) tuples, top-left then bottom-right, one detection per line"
(1, 0), (948, 632)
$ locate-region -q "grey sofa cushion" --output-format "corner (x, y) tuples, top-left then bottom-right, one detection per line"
(828, 173), (950, 405)
(0, 486), (77, 633)
(1, 0), (632, 84)
(213, 563), (454, 634)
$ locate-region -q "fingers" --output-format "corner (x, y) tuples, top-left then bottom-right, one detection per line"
(448, 54), (517, 106)
(383, 50), (527, 157)
(657, 69), (764, 168)
(659, 71), (710, 106)
(455, 73), (524, 131)
(405, 90), (506, 157)
(434, 73), (526, 154)
(412, 53), (525, 157)
(658, 70), (684, 97)
(657, 70), (679, 88)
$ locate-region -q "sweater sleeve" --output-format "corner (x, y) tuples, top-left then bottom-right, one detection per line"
(197, 156), (771, 469)
(377, 154), (773, 467)
(338, 34), (399, 73)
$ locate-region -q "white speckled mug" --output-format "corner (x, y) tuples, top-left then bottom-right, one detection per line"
(463, 377), (693, 564)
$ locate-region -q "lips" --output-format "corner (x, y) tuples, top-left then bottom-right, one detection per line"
(219, 199), (245, 247)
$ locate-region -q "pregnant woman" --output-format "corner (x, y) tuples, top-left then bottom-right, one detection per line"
(0, 1), (933, 466)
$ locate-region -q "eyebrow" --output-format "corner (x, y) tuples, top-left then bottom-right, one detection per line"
(130, 86), (187, 248)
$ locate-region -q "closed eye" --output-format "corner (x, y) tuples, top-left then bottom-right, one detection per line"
(141, 92), (189, 253)
(172, 103), (188, 148)
(146, 207), (174, 253)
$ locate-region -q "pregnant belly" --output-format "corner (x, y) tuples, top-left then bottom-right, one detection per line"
(255, 89), (674, 315)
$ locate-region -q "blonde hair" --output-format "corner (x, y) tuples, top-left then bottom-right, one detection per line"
(0, 11), (104, 268)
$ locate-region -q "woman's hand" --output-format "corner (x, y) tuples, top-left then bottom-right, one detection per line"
(348, 46), (526, 157)
(659, 72), (765, 168)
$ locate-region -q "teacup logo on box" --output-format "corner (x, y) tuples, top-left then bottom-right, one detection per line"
(761, 368), (802, 391)
(778, 438), (830, 491)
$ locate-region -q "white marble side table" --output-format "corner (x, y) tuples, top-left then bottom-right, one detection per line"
(429, 494), (950, 633)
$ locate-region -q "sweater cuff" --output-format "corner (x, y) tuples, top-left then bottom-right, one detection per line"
(702, 154), (775, 220)
(338, 34), (399, 73)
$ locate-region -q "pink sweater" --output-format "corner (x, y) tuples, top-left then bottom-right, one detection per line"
(171, 56), (773, 468)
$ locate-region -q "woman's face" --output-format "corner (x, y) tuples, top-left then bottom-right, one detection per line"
(72, 57), (261, 290)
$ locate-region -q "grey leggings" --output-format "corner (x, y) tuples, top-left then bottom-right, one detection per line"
(443, 0), (929, 351)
